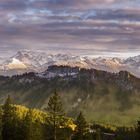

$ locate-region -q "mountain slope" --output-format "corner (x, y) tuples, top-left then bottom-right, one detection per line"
(0, 50), (140, 77)
(0, 65), (140, 125)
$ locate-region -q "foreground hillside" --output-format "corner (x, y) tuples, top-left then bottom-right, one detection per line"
(0, 66), (140, 125)
(1, 93), (140, 140)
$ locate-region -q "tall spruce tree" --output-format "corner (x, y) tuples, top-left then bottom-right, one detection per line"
(73, 111), (89, 140)
(2, 95), (14, 140)
(45, 91), (65, 140)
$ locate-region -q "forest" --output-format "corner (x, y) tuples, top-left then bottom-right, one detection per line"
(0, 91), (140, 140)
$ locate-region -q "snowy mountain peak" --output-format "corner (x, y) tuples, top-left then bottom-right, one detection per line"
(6, 58), (27, 70)
(125, 55), (140, 63)
(0, 50), (140, 77)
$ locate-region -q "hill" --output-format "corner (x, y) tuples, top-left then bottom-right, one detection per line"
(0, 65), (140, 125)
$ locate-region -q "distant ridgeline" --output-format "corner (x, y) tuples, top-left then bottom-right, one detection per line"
(0, 65), (140, 125)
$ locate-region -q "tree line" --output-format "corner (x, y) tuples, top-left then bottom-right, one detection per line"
(0, 91), (140, 140)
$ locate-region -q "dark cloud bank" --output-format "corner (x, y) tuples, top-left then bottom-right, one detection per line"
(0, 0), (140, 57)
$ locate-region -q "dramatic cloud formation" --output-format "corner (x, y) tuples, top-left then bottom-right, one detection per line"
(0, 0), (140, 57)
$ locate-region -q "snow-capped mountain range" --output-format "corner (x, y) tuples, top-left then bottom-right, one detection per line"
(0, 50), (140, 77)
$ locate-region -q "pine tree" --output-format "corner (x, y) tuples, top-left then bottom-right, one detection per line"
(73, 112), (89, 140)
(0, 107), (2, 140)
(96, 128), (101, 140)
(22, 109), (33, 140)
(45, 91), (65, 140)
(12, 113), (24, 140)
(2, 95), (14, 140)
(136, 118), (140, 139)
(33, 120), (44, 140)
(21, 109), (44, 140)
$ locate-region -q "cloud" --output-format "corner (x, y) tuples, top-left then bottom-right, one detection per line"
(0, 0), (140, 57)
(0, 0), (27, 11)
(0, 0), (140, 11)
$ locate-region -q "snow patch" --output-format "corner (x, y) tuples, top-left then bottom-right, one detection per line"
(6, 58), (27, 70)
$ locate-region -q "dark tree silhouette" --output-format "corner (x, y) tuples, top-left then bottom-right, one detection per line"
(73, 111), (89, 140)
(45, 91), (65, 140)
(2, 95), (14, 140)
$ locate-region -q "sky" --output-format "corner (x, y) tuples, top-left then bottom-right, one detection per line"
(0, 0), (140, 58)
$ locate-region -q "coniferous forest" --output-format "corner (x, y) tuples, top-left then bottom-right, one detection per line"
(1, 0), (140, 139)
(0, 92), (140, 140)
